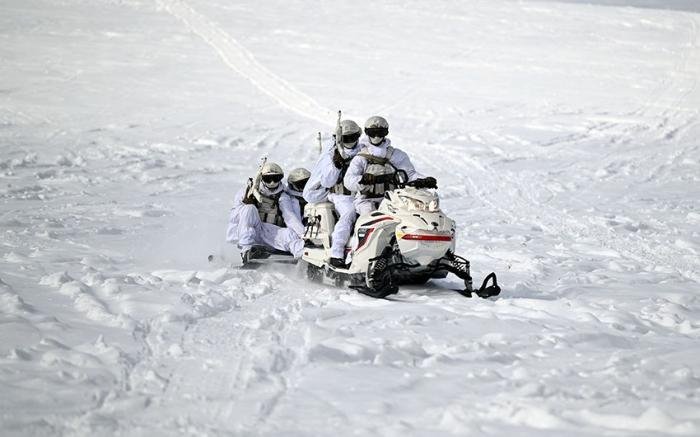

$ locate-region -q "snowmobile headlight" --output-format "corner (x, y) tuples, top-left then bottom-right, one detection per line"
(399, 196), (428, 211)
(428, 199), (439, 212)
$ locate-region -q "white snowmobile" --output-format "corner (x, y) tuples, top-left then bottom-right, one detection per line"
(301, 171), (501, 299)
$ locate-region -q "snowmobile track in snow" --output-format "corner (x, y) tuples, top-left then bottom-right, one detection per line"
(149, 268), (344, 431)
(156, 0), (333, 125)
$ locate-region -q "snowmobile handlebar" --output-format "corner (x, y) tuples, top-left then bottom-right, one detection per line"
(393, 170), (438, 190)
(392, 169), (410, 188)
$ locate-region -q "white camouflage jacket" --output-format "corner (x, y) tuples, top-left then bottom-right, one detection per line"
(303, 141), (361, 203)
(343, 138), (422, 195)
(226, 182), (304, 242)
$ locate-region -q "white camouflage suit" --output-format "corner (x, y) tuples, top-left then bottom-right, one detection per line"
(343, 138), (423, 215)
(226, 183), (304, 257)
(303, 143), (360, 259)
(282, 182), (306, 237)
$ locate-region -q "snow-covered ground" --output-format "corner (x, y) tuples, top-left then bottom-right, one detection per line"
(1, 0), (699, 435)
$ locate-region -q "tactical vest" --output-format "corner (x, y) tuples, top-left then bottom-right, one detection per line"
(358, 146), (396, 197)
(254, 189), (285, 227)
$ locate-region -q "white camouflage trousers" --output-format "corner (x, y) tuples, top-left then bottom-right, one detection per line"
(353, 197), (383, 216)
(328, 193), (357, 259)
(226, 204), (304, 257)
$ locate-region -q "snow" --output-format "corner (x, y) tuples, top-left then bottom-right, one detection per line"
(1, 0), (699, 435)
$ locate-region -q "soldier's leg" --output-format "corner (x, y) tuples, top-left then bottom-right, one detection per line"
(260, 223), (304, 258)
(353, 195), (382, 216)
(237, 204), (262, 250)
(330, 195), (357, 259)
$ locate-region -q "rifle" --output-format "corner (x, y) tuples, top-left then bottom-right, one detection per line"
(244, 156), (267, 203)
(334, 110), (342, 154)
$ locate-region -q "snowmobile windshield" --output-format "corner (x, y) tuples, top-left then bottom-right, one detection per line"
(341, 132), (361, 145)
(262, 174), (283, 183)
(364, 127), (388, 138)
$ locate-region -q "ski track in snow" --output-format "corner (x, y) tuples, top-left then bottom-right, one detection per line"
(1, 0), (700, 435)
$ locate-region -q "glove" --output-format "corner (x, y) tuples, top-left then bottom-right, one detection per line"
(332, 149), (345, 169)
(241, 194), (258, 206)
(413, 177), (438, 189)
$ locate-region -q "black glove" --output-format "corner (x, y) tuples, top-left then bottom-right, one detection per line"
(413, 177), (438, 189)
(242, 194), (258, 206)
(332, 149), (345, 169)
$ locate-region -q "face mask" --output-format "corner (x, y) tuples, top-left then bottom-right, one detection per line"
(290, 178), (308, 192)
(262, 180), (280, 190)
(369, 136), (385, 146)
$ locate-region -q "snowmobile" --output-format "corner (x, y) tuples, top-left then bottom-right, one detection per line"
(301, 171), (501, 299)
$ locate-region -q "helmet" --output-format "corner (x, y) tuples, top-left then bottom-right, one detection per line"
(260, 162), (284, 189)
(364, 116), (389, 145)
(288, 167), (310, 192)
(339, 119), (361, 148)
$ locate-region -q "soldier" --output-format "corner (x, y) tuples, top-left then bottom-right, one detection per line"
(226, 162), (304, 262)
(303, 119), (363, 268)
(344, 116), (436, 215)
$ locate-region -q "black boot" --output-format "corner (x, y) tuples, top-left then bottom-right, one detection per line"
(329, 257), (346, 269)
(241, 249), (252, 265)
(241, 246), (267, 264)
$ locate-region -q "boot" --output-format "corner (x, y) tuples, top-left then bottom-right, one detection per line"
(329, 257), (346, 269)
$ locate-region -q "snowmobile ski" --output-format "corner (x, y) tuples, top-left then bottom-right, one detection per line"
(457, 272), (500, 298)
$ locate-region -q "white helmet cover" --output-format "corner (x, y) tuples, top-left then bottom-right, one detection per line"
(261, 162), (283, 176)
(287, 167), (310, 192)
(364, 116), (389, 145)
(339, 119), (361, 149)
(260, 162), (284, 189)
(288, 167), (310, 183)
(340, 119), (361, 136)
(364, 116), (389, 130)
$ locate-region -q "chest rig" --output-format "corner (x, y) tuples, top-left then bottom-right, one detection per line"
(252, 188), (285, 227)
(358, 146), (396, 197)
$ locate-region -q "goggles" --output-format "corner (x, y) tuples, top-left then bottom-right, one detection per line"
(341, 132), (361, 145)
(290, 178), (309, 192)
(261, 173), (283, 184)
(364, 127), (388, 138)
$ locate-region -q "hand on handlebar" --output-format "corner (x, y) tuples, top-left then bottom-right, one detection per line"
(410, 177), (438, 189)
